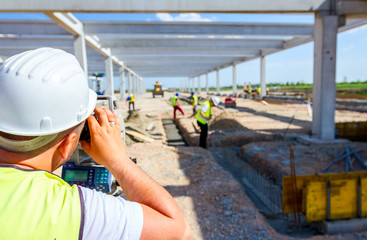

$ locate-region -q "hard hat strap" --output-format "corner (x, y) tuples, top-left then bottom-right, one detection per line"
(0, 134), (58, 152)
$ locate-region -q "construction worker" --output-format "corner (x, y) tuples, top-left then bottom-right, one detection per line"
(248, 82), (252, 99)
(196, 97), (220, 148)
(172, 92), (185, 119)
(0, 48), (190, 240)
(126, 94), (135, 111)
(191, 91), (198, 114)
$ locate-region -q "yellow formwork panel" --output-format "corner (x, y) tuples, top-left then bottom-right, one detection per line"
(329, 179), (358, 220)
(362, 178), (367, 217)
(304, 181), (327, 222)
(283, 171), (367, 215)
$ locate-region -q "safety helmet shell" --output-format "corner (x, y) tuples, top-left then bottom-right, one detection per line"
(0, 48), (97, 136)
(175, 93), (179, 96)
(127, 96), (131, 100)
(211, 97), (220, 106)
(191, 91), (195, 95)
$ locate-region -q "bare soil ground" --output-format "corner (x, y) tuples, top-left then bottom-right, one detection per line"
(116, 92), (367, 239)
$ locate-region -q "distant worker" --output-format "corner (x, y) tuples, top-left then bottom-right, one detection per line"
(191, 91), (198, 114)
(126, 94), (135, 111)
(243, 82), (248, 93)
(257, 87), (261, 95)
(248, 83), (252, 98)
(172, 93), (185, 119)
(155, 81), (159, 85)
(196, 97), (220, 148)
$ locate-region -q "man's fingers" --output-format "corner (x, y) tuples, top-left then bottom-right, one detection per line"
(113, 111), (121, 128)
(94, 107), (109, 127)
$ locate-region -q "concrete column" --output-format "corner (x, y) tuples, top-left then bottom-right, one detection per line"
(119, 68), (125, 101)
(260, 56), (266, 98)
(233, 64), (237, 96)
(192, 77), (195, 92)
(198, 76), (201, 94)
(132, 75), (136, 95)
(105, 57), (114, 96)
(127, 72), (131, 95)
(73, 35), (88, 74)
(312, 13), (338, 140)
(216, 69), (220, 95)
(206, 73), (209, 94)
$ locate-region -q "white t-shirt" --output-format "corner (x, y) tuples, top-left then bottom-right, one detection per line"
(79, 187), (143, 240)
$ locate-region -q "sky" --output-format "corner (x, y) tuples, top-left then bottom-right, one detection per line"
(0, 12), (366, 90)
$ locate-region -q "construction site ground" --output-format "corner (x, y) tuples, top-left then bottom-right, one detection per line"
(118, 92), (367, 240)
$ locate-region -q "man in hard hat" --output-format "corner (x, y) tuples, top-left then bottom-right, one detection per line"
(195, 97), (220, 148)
(126, 94), (135, 111)
(191, 91), (198, 114)
(0, 48), (190, 240)
(172, 92), (185, 119)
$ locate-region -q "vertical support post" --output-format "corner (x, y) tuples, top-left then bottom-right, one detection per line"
(192, 77), (195, 92)
(206, 73), (209, 94)
(198, 75), (201, 94)
(73, 35), (88, 74)
(132, 75), (136, 95)
(312, 13), (338, 140)
(119, 68), (125, 101)
(105, 56), (114, 96)
(127, 72), (131, 95)
(233, 64), (237, 96)
(260, 56), (266, 98)
(216, 69), (220, 95)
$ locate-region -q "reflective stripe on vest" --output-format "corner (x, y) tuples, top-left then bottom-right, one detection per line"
(171, 96), (178, 106)
(196, 101), (211, 124)
(0, 166), (82, 240)
(192, 95), (198, 106)
(129, 95), (134, 102)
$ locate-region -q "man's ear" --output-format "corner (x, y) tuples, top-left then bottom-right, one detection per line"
(58, 132), (78, 160)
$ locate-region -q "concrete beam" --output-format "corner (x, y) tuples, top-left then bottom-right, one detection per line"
(90, 22), (313, 36)
(0, 0), (330, 13)
(0, 37), (73, 48)
(0, 20), (70, 35)
(100, 38), (284, 49)
(112, 49), (260, 57)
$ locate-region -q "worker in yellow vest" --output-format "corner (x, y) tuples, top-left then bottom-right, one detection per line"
(126, 94), (135, 111)
(196, 97), (220, 148)
(172, 92), (185, 119)
(191, 91), (198, 114)
(0, 48), (190, 240)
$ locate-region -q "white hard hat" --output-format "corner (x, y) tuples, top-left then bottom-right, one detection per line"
(0, 48), (97, 136)
(211, 97), (220, 106)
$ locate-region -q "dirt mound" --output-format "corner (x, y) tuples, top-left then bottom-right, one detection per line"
(125, 111), (151, 130)
(209, 111), (244, 130)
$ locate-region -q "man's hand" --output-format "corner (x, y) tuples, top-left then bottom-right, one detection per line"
(80, 107), (191, 240)
(80, 107), (128, 168)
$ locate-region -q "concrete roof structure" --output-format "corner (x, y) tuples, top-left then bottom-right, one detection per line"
(0, 0), (366, 140)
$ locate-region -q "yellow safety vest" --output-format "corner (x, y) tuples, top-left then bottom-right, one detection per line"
(192, 95), (198, 106)
(171, 96), (178, 106)
(129, 95), (134, 103)
(196, 101), (211, 125)
(0, 166), (82, 240)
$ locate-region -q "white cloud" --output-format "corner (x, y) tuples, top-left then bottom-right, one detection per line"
(342, 45), (355, 51)
(156, 13), (214, 22)
(342, 24), (367, 35)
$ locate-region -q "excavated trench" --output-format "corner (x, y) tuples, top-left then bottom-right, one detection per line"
(163, 119), (321, 238)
